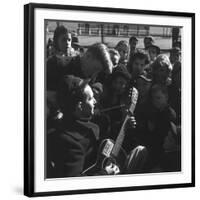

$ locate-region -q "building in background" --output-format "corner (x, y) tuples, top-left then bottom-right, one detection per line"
(46, 20), (181, 50)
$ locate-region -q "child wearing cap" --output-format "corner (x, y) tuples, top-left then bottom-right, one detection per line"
(146, 44), (160, 62)
(143, 36), (155, 49)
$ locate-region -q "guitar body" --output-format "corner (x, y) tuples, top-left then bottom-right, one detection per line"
(82, 139), (127, 175)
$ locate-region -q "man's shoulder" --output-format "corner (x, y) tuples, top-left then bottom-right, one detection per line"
(47, 127), (84, 146)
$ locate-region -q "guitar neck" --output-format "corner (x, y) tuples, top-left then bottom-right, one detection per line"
(112, 115), (129, 157)
(111, 87), (138, 158)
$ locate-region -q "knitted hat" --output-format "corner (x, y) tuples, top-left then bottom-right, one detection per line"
(57, 75), (90, 110)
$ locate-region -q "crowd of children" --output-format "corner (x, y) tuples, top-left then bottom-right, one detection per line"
(46, 25), (181, 178)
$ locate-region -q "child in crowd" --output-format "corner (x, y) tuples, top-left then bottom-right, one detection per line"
(146, 44), (160, 63)
(151, 54), (172, 86)
(115, 40), (130, 66)
(143, 36), (155, 49)
(102, 66), (132, 125)
(128, 75), (152, 154)
(126, 49), (150, 83)
(170, 47), (181, 65)
(109, 48), (121, 69)
(102, 66), (140, 153)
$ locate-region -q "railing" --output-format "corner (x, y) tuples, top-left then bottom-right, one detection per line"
(76, 27), (172, 37)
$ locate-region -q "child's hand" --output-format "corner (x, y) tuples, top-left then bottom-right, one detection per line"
(126, 116), (137, 129)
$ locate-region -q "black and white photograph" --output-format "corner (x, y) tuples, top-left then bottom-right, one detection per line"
(24, 3), (195, 197)
(46, 20), (182, 178)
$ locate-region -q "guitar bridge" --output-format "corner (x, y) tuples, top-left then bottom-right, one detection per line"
(102, 140), (114, 157)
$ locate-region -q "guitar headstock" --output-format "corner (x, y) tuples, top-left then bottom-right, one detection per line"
(128, 87), (138, 115)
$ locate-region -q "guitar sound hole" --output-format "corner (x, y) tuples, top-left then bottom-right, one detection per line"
(102, 157), (116, 169)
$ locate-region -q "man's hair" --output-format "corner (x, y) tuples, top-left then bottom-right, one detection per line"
(57, 75), (90, 115)
(87, 43), (113, 74)
(53, 25), (69, 51)
(126, 49), (150, 73)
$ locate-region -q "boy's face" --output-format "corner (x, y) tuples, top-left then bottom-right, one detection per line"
(152, 90), (168, 110)
(111, 54), (120, 68)
(118, 46), (129, 61)
(131, 58), (146, 77)
(81, 85), (96, 118)
(112, 76), (128, 95)
(148, 47), (157, 61)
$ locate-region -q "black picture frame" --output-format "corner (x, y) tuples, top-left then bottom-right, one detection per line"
(24, 3), (195, 197)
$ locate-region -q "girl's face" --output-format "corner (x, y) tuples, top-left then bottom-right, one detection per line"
(111, 54), (120, 68)
(148, 47), (158, 61)
(118, 45), (129, 61)
(131, 58), (146, 78)
(151, 90), (168, 110)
